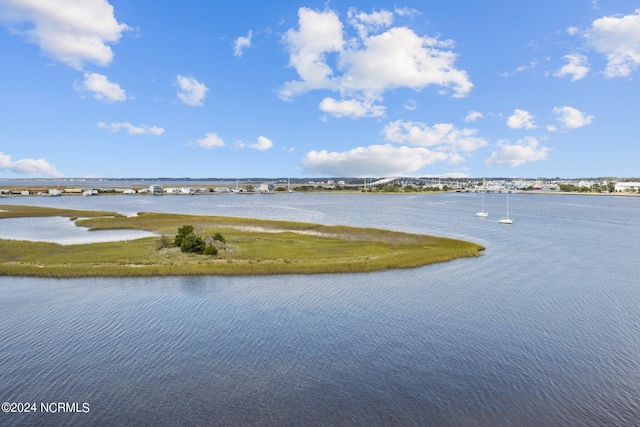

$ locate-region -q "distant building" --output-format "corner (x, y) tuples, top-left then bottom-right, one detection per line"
(123, 189), (136, 195)
(150, 184), (163, 194)
(614, 182), (640, 192)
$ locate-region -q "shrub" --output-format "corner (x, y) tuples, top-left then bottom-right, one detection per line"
(213, 232), (226, 243)
(174, 225), (195, 247)
(156, 235), (173, 250)
(180, 233), (205, 254)
(204, 245), (218, 256)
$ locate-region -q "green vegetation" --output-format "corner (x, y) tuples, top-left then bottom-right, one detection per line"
(173, 224), (194, 247)
(0, 204), (484, 278)
(172, 224), (221, 254)
(558, 183), (615, 193)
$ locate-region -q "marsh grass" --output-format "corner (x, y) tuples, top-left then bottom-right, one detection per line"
(0, 205), (484, 277)
(0, 204), (121, 219)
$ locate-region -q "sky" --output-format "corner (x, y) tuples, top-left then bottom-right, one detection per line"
(0, 0), (638, 179)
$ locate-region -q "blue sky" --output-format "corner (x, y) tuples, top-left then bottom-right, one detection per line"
(0, 0), (638, 179)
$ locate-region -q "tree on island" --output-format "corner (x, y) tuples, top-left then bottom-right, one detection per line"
(180, 233), (206, 254)
(174, 225), (194, 247)
(173, 225), (221, 255)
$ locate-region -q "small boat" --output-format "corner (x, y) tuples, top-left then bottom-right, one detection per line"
(475, 192), (488, 217)
(499, 193), (513, 224)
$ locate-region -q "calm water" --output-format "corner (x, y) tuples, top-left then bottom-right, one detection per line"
(0, 216), (155, 245)
(0, 193), (639, 426)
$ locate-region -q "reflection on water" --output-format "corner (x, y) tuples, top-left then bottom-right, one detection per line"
(0, 216), (155, 244)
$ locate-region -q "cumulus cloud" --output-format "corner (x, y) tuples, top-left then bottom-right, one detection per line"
(76, 72), (126, 102)
(98, 122), (164, 135)
(485, 137), (550, 167)
(383, 120), (487, 152)
(302, 144), (451, 176)
(279, 7), (344, 98)
(0, 0), (129, 69)
(0, 151), (63, 177)
(339, 27), (472, 96)
(465, 111), (483, 122)
(319, 97), (385, 118)
(249, 136), (273, 151)
(176, 75), (208, 106)
(554, 54), (590, 81)
(279, 7), (472, 118)
(507, 109), (536, 129)
(585, 9), (640, 77)
(553, 106), (594, 128)
(195, 133), (225, 148)
(233, 30), (252, 57)
(301, 118), (487, 176)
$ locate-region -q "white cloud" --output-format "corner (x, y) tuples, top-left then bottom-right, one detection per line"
(279, 7), (472, 117)
(233, 30), (252, 57)
(0, 151), (62, 177)
(338, 26), (472, 97)
(554, 54), (590, 81)
(403, 99), (417, 111)
(567, 26), (580, 36)
(77, 72), (126, 102)
(176, 75), (208, 106)
(394, 7), (421, 18)
(302, 144), (452, 176)
(302, 118), (485, 176)
(485, 137), (550, 167)
(507, 109), (536, 129)
(553, 106), (594, 128)
(516, 59), (539, 72)
(465, 111), (483, 122)
(195, 133), (225, 148)
(98, 122), (164, 135)
(0, 0), (129, 69)
(319, 97), (385, 118)
(347, 7), (394, 38)
(383, 120), (487, 153)
(249, 136), (273, 151)
(502, 60), (539, 77)
(279, 7), (344, 99)
(585, 9), (640, 77)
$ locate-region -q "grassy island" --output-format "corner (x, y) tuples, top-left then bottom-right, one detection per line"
(0, 205), (484, 278)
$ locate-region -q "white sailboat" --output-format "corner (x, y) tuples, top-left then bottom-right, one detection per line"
(499, 193), (513, 224)
(475, 192), (488, 217)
